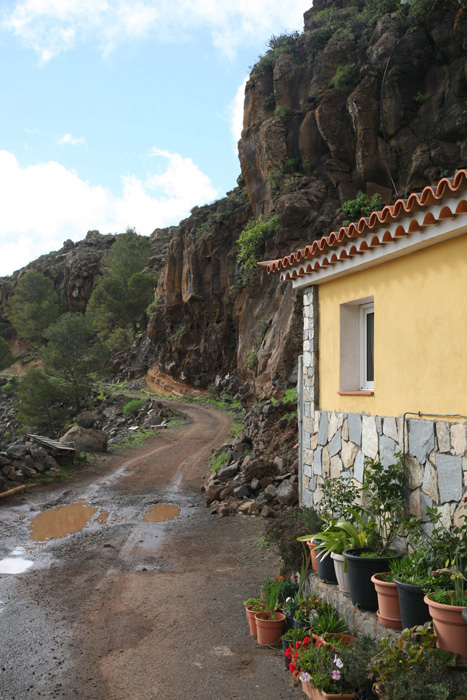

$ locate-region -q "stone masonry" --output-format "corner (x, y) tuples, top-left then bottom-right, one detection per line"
(301, 287), (467, 529)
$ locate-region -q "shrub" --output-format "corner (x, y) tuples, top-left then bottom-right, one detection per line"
(211, 450), (228, 474)
(236, 214), (281, 270)
(256, 31), (300, 69)
(330, 63), (358, 91)
(342, 191), (384, 223)
(264, 506), (324, 575)
(122, 398), (148, 416)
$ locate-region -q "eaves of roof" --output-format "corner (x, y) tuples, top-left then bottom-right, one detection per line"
(262, 169), (467, 287)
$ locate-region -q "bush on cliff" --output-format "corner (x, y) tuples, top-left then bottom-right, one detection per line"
(7, 271), (60, 342)
(236, 214), (281, 271)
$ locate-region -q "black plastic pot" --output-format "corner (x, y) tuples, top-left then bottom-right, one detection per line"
(281, 639), (291, 671)
(343, 547), (402, 611)
(393, 574), (432, 629)
(316, 546), (338, 584)
(462, 608), (467, 624)
(293, 616), (309, 629)
(284, 613), (295, 631)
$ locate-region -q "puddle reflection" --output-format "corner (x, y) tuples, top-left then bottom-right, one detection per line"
(29, 503), (98, 541)
(143, 504), (180, 522)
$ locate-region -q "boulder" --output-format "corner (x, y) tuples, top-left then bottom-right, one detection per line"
(75, 410), (99, 429)
(217, 462), (240, 482)
(6, 444), (28, 460)
(276, 480), (298, 506)
(59, 426), (108, 453)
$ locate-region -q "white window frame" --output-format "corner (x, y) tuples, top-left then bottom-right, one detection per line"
(339, 296), (374, 393)
(359, 302), (374, 391)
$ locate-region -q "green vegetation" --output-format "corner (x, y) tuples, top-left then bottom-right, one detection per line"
(341, 191), (384, 224)
(122, 398), (148, 416)
(256, 31), (300, 69)
(413, 91), (428, 104)
(7, 271), (60, 342)
(86, 228), (154, 342)
(211, 450), (228, 474)
(262, 93), (275, 111)
(42, 312), (110, 414)
(330, 63), (358, 91)
(271, 387), (298, 405)
(274, 105), (294, 121)
(16, 367), (66, 434)
(236, 214), (280, 270)
(0, 337), (14, 370)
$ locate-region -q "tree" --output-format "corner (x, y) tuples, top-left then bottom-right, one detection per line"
(0, 337), (14, 370)
(7, 271), (60, 341)
(86, 229), (154, 337)
(42, 313), (110, 413)
(16, 367), (65, 435)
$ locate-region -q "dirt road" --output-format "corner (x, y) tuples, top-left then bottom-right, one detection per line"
(0, 402), (296, 700)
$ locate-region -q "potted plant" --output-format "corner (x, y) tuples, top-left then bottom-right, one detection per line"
(293, 594), (333, 629)
(244, 596), (264, 636)
(281, 627), (311, 671)
(254, 576), (285, 645)
(368, 623), (463, 700)
(308, 607), (356, 649)
(294, 643), (356, 699)
(300, 476), (361, 584)
(424, 558), (467, 667)
(282, 594), (300, 630)
(343, 456), (407, 611)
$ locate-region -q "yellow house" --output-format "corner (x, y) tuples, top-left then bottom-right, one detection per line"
(264, 170), (467, 525)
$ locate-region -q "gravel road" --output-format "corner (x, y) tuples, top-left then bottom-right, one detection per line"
(0, 401), (297, 700)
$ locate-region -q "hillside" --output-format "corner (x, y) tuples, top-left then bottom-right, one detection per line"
(1, 0), (466, 402)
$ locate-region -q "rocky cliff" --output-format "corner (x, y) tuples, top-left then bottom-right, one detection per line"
(1, 0), (467, 402)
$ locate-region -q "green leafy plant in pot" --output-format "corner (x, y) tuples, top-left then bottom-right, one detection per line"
(343, 455), (408, 611)
(254, 576), (286, 645)
(368, 622), (464, 700)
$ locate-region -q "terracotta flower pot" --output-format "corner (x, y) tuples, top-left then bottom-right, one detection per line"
(254, 611), (285, 645)
(371, 573), (402, 629)
(301, 681), (355, 700)
(331, 552), (350, 594)
(245, 604), (261, 636)
(307, 539), (319, 573)
(424, 595), (467, 667)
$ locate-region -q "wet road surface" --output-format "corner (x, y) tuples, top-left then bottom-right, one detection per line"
(0, 402), (297, 700)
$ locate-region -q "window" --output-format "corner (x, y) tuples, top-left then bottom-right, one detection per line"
(339, 297), (374, 394)
(359, 302), (374, 390)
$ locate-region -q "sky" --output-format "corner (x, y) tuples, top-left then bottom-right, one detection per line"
(0, 0), (312, 277)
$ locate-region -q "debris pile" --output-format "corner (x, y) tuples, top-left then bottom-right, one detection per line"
(0, 443), (61, 492)
(203, 398), (299, 518)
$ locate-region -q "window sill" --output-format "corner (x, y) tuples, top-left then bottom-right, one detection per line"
(338, 390), (374, 396)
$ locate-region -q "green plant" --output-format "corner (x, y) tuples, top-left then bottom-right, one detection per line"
(262, 576), (283, 619)
(309, 607), (349, 636)
(246, 348), (258, 371)
(210, 450), (228, 474)
(262, 93), (275, 110)
(236, 214), (280, 270)
(330, 63), (358, 91)
(342, 191), (384, 223)
(309, 517), (368, 572)
(256, 30), (300, 69)
(264, 506), (323, 575)
(368, 623), (459, 700)
(244, 596), (264, 611)
(268, 169), (282, 191)
(281, 626), (310, 643)
(413, 91), (428, 104)
(122, 398), (148, 417)
(270, 387), (298, 405)
(295, 643), (354, 694)
(361, 455), (409, 555)
(274, 105), (294, 121)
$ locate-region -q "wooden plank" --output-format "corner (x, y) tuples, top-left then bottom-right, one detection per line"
(27, 434), (76, 453)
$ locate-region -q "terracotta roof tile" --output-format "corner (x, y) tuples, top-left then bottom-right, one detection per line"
(264, 169), (467, 279)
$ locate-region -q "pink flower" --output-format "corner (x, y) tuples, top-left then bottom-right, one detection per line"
(299, 672), (311, 683)
(332, 670), (341, 681)
(334, 656), (343, 668)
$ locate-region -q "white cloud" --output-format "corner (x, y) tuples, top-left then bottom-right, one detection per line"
(0, 149), (218, 276)
(2, 0), (311, 62)
(227, 78), (247, 153)
(58, 132), (86, 146)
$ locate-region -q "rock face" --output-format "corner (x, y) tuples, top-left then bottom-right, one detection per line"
(1, 0), (467, 401)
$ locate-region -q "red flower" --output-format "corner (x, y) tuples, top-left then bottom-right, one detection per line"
(280, 575), (284, 579)
(285, 648), (292, 659)
(303, 637), (311, 646)
(295, 641), (301, 648)
(316, 637), (325, 646)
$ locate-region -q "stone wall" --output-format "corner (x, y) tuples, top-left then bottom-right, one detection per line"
(301, 287), (467, 528)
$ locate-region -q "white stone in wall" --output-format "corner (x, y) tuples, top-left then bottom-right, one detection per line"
(303, 292), (310, 306)
(313, 446), (322, 475)
(409, 488), (421, 518)
(342, 418), (349, 442)
(397, 417), (407, 452)
(451, 423), (467, 456)
(304, 351), (312, 367)
(342, 440), (358, 469)
(437, 454), (463, 504)
(380, 435), (398, 468)
(408, 420), (435, 464)
(329, 429), (342, 458)
(362, 416), (378, 459)
(304, 329), (309, 341)
(383, 417), (398, 443)
(422, 461), (439, 503)
(453, 501), (467, 528)
(405, 456), (423, 489)
(322, 445), (330, 478)
(304, 449), (315, 466)
(328, 412), (340, 441)
(304, 340), (310, 352)
(303, 489), (314, 507)
(436, 422), (451, 453)
(354, 451), (365, 483)
(304, 464), (313, 478)
(310, 434), (318, 450)
(330, 455), (343, 478)
(437, 503), (452, 530)
(318, 412), (329, 446)
(304, 416), (315, 435)
(348, 414), (362, 446)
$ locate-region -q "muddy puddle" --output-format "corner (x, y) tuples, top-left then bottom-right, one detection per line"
(143, 504), (180, 522)
(29, 503), (99, 541)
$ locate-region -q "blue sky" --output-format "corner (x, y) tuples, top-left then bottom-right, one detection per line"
(0, 0), (312, 276)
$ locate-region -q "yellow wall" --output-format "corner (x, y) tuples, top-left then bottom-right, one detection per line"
(318, 234), (467, 417)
